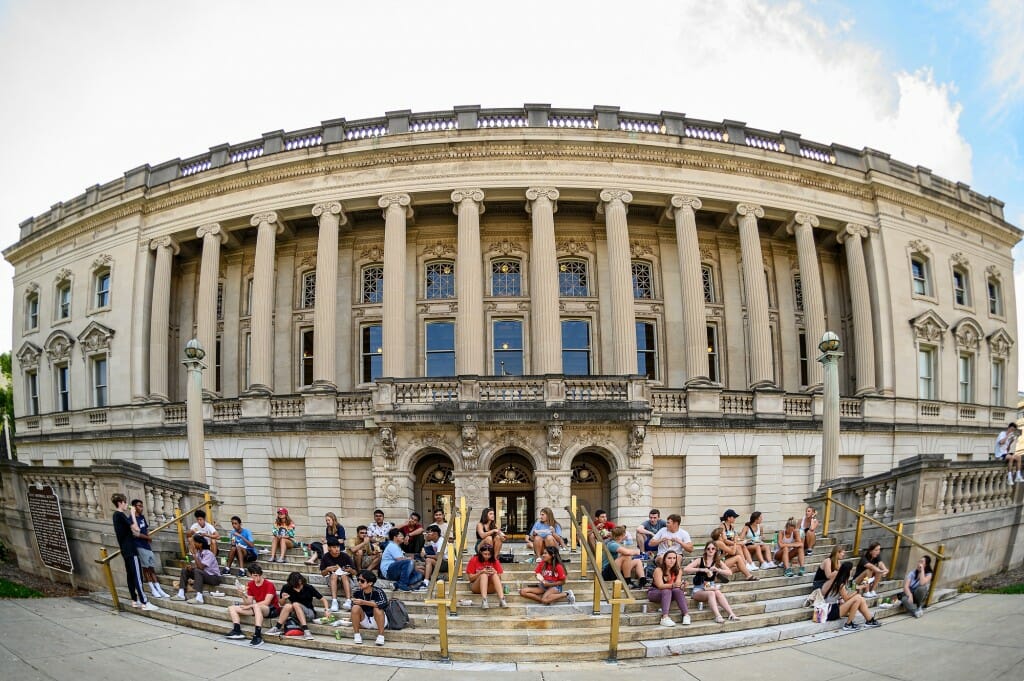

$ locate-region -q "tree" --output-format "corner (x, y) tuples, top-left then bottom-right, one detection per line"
(0, 352), (13, 458)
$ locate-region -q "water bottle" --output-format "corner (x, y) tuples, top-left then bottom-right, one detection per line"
(302, 542), (309, 559)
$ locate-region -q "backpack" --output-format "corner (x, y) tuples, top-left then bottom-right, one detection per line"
(385, 598), (412, 630)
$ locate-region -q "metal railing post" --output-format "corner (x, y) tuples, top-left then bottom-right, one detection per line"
(891, 522), (904, 574)
(853, 504), (865, 555)
(177, 517), (187, 558)
(592, 543), (603, 616)
(99, 548), (120, 610)
(926, 544), (945, 607)
(581, 514), (589, 577)
(822, 488), (832, 538)
(204, 491), (213, 526)
(570, 495), (578, 551)
(425, 581), (449, 661)
(607, 580), (622, 662)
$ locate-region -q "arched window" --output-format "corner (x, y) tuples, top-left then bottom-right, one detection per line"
(300, 271), (316, 309)
(362, 265), (384, 304)
(558, 259), (589, 297)
(491, 259), (522, 296)
(425, 261), (455, 299)
(631, 260), (654, 299)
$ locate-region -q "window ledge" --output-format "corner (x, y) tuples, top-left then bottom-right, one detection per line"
(910, 293), (938, 304)
(87, 306), (111, 316)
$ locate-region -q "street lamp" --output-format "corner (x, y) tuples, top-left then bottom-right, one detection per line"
(182, 338), (208, 484)
(817, 331), (844, 486)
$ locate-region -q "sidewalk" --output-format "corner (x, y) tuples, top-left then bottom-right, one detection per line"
(0, 593), (1021, 680)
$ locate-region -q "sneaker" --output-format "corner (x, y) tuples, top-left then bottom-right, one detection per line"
(1009, 472), (1015, 486)
(209, 591), (225, 597)
(303, 630), (315, 640)
(660, 615), (675, 627)
(566, 590), (576, 605)
(865, 591), (878, 598)
(784, 569), (794, 578)
(913, 607), (923, 619)
(265, 626), (282, 636)
(682, 614), (691, 625)
(225, 628), (246, 640)
(331, 599), (340, 612)
(747, 563), (757, 572)
(415, 583), (429, 592)
(353, 633), (363, 644)
(762, 561), (776, 569)
(864, 618), (882, 628)
(500, 598), (508, 608)
(842, 622), (862, 631)
(250, 635), (263, 647)
(221, 567), (231, 575)
(238, 569), (247, 577)
(375, 634), (385, 646)
(141, 602), (160, 612)
(130, 601), (141, 608)
(798, 567), (806, 576)
(481, 598), (489, 609)
(805, 549), (813, 556)
(334, 619), (352, 627)
(342, 599), (352, 611)
(173, 591), (186, 601)
(194, 593), (204, 604)
(1016, 472), (1023, 483)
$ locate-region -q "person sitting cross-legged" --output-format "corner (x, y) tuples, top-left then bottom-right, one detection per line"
(174, 535), (222, 603)
(519, 545), (573, 605)
(266, 572), (328, 641)
(224, 564), (278, 647)
(380, 528), (425, 592)
(320, 538), (355, 612)
(349, 570), (389, 646)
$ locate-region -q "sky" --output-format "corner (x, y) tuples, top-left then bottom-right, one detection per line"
(0, 0), (1021, 378)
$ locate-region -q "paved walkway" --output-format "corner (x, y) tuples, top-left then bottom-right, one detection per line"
(0, 593), (1022, 680)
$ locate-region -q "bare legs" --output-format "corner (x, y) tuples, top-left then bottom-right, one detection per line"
(519, 585), (567, 604)
(692, 587), (736, 622)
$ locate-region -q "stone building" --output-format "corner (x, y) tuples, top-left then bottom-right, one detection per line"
(5, 105), (1019, 534)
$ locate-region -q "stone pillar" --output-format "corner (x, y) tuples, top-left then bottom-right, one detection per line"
(787, 213), (826, 392)
(838, 224), (876, 395)
(732, 203), (774, 388)
(148, 236), (179, 401)
(668, 195), (708, 385)
(526, 187), (562, 375)
(195, 223), (226, 395)
(380, 193), (413, 378)
(311, 201), (347, 392)
(598, 189), (636, 375)
(130, 243), (152, 403)
(247, 212), (282, 395)
(452, 188), (485, 375)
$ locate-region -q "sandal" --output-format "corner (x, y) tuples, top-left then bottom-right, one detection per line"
(727, 614), (741, 621)
(746, 575), (759, 581)
(714, 616), (725, 624)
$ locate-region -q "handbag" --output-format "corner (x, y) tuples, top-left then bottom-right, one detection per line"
(803, 588), (824, 608)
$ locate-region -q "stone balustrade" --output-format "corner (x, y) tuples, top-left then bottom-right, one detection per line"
(19, 104), (1005, 241)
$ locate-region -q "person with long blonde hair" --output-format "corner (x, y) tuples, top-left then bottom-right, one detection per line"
(306, 511), (345, 565)
(812, 545), (846, 591)
(528, 507), (565, 558)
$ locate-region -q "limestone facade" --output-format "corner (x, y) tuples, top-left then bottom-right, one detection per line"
(5, 106), (1020, 533)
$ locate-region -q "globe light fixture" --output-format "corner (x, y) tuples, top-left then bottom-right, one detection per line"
(819, 331), (840, 353)
(184, 338), (206, 361)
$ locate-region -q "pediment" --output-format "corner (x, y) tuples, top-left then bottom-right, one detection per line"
(909, 310), (949, 345)
(43, 329), (75, 363)
(77, 321), (115, 356)
(988, 328), (1014, 358)
(952, 317), (983, 350)
(15, 341), (42, 370)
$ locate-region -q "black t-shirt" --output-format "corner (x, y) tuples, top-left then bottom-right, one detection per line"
(280, 583), (323, 609)
(354, 586), (388, 611)
(113, 511), (136, 554)
(320, 551), (354, 574)
(856, 555), (881, 575)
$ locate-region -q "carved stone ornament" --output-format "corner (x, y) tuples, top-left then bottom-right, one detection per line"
(451, 188), (485, 215)
(492, 429), (534, 453)
(985, 265), (1002, 282)
(299, 255), (316, 270)
(541, 478), (563, 508)
(249, 211), (280, 229)
(699, 243), (716, 262)
(409, 431), (451, 450)
(734, 203), (765, 221)
(360, 245), (385, 262)
(953, 318), (983, 350)
(312, 201), (348, 226)
(788, 212), (820, 233)
(987, 328), (1014, 358)
(598, 188), (634, 205)
(556, 238), (590, 255)
(423, 241), (456, 258)
(487, 239), (524, 256)
(16, 342), (42, 371)
(461, 425), (479, 470)
(546, 425), (563, 469)
(25, 282), (39, 296)
(43, 330), (75, 364)
(525, 187), (560, 213)
(950, 252), (969, 267)
(54, 268), (73, 283)
(630, 240), (653, 257)
(380, 427), (397, 469)
(909, 310), (949, 345)
(379, 476), (402, 504)
(378, 193), (413, 219)
(460, 476), (486, 510)
(149, 236), (180, 255)
(837, 223), (869, 243)
(196, 223), (224, 242)
(77, 321), (115, 357)
(623, 475), (645, 506)
(908, 239), (930, 256)
(628, 425), (646, 467)
(568, 429), (616, 450)
(668, 195), (702, 214)
(91, 254), (113, 270)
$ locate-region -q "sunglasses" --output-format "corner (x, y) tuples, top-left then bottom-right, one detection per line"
(480, 548), (493, 553)
(357, 579), (368, 584)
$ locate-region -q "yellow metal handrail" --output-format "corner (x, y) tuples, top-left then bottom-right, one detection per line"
(447, 500), (473, 616)
(822, 488), (945, 605)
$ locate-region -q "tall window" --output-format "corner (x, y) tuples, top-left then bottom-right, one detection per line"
(702, 265), (715, 304)
(93, 356), (108, 408)
(918, 346), (935, 399)
(558, 259), (589, 297)
(952, 268), (969, 306)
(706, 325), (720, 384)
(635, 321), (657, 379)
(958, 353), (973, 403)
(215, 338), (222, 393)
(361, 324), (383, 383)
(493, 320), (523, 375)
(301, 271), (316, 309)
(992, 360), (1005, 405)
(26, 293), (39, 330)
(245, 278), (254, 316)
(793, 274), (804, 312)
(26, 371), (39, 416)
(425, 262), (455, 299)
(244, 333), (251, 388)
(561, 320), (591, 375)
(56, 364), (70, 412)
(216, 282), (225, 320)
(988, 279), (1003, 315)
(95, 269), (111, 308)
(911, 257), (930, 296)
(57, 282), (71, 320)
(631, 261), (654, 299)
(425, 322), (456, 376)
(362, 265), (384, 304)
(299, 329), (314, 387)
(798, 332), (809, 386)
(491, 260), (522, 297)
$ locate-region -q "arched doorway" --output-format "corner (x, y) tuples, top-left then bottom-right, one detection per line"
(570, 451), (612, 518)
(413, 452), (455, 520)
(489, 450), (534, 537)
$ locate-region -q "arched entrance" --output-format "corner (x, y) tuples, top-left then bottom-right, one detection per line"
(489, 450), (535, 537)
(570, 451), (612, 518)
(413, 452), (455, 520)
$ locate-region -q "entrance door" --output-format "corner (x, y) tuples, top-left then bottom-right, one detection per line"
(490, 492), (534, 537)
(414, 453), (455, 520)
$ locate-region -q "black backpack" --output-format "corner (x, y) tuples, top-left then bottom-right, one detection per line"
(385, 598), (412, 630)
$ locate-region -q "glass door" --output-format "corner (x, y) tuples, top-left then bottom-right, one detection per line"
(490, 492), (533, 538)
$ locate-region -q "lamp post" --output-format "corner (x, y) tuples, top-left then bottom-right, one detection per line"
(817, 331), (843, 486)
(183, 339), (208, 484)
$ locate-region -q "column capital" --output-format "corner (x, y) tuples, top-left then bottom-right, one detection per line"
(525, 187), (560, 203)
(668, 194), (702, 215)
(598, 188), (633, 205)
(451, 188), (485, 215)
(250, 211), (283, 232)
(786, 212), (820, 235)
(149, 236), (180, 255)
(837, 223), (869, 243)
(196, 223), (226, 242)
(312, 201), (348, 225)
(733, 203), (765, 221)
(378, 193), (413, 219)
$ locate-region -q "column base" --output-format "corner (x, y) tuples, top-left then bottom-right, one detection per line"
(242, 385), (272, 397)
(854, 386), (877, 397)
(684, 376), (714, 387)
(307, 380), (338, 394)
(802, 383), (824, 395)
(147, 393), (169, 403)
(749, 379), (778, 391)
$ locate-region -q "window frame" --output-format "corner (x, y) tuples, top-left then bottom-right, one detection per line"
(92, 354), (109, 408)
(558, 258), (590, 298)
(424, 320), (456, 377)
(56, 280), (72, 321)
(792, 274), (804, 313)
(635, 320), (658, 380)
(300, 270), (317, 310)
(631, 260), (655, 300)
(951, 267), (970, 308)
(561, 319), (592, 376)
(991, 359), (1005, 406)
(917, 345), (936, 400)
(987, 278), (1004, 317)
(424, 261), (456, 300)
(25, 292), (39, 331)
(908, 252), (935, 301)
(361, 264), (384, 304)
(798, 331), (809, 387)
(701, 265), (716, 304)
(298, 327), (314, 388)
(492, 318), (525, 376)
(94, 268), (112, 309)
(55, 363), (71, 412)
(26, 370), (39, 416)
(957, 352), (974, 403)
(360, 323), (383, 383)
(706, 324), (721, 384)
(490, 259), (523, 298)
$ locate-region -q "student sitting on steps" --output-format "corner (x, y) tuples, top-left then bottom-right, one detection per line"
(711, 527), (757, 581)
(174, 535), (222, 603)
(648, 549), (690, 627)
(266, 572), (328, 641)
(820, 561), (882, 630)
(349, 570), (389, 646)
(774, 517), (806, 577)
(738, 511), (775, 569)
(224, 564), (278, 647)
(519, 545), (574, 605)
(466, 543), (508, 608)
(224, 515), (258, 576)
(683, 542), (739, 623)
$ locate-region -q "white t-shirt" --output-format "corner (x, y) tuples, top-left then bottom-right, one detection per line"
(189, 521), (218, 538)
(652, 527), (692, 556)
(995, 429), (1017, 459)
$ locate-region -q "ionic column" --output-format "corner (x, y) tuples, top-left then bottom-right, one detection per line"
(452, 188), (485, 375)
(838, 224), (876, 395)
(148, 236), (179, 401)
(380, 193), (413, 378)
(787, 213), (826, 391)
(195, 223), (226, 395)
(247, 212), (282, 395)
(732, 203), (775, 388)
(526, 187), (561, 374)
(598, 189), (636, 375)
(311, 201), (347, 392)
(668, 195), (708, 385)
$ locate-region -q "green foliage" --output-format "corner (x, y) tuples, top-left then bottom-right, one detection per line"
(982, 583), (1024, 594)
(0, 351), (13, 458)
(0, 577), (43, 598)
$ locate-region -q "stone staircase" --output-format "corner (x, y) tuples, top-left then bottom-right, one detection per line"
(91, 537), (952, 663)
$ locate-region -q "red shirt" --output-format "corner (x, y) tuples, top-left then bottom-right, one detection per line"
(466, 556), (503, 575)
(595, 520), (615, 541)
(536, 562), (566, 584)
(247, 579), (278, 609)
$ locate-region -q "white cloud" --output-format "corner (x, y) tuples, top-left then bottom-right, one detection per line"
(985, 0), (1024, 116)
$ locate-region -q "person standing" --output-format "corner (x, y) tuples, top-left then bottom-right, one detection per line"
(111, 493), (158, 611)
(130, 498), (169, 599)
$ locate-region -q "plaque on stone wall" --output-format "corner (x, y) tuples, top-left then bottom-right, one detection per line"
(26, 485), (74, 574)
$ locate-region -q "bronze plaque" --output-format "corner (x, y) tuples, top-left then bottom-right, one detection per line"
(27, 485), (74, 574)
